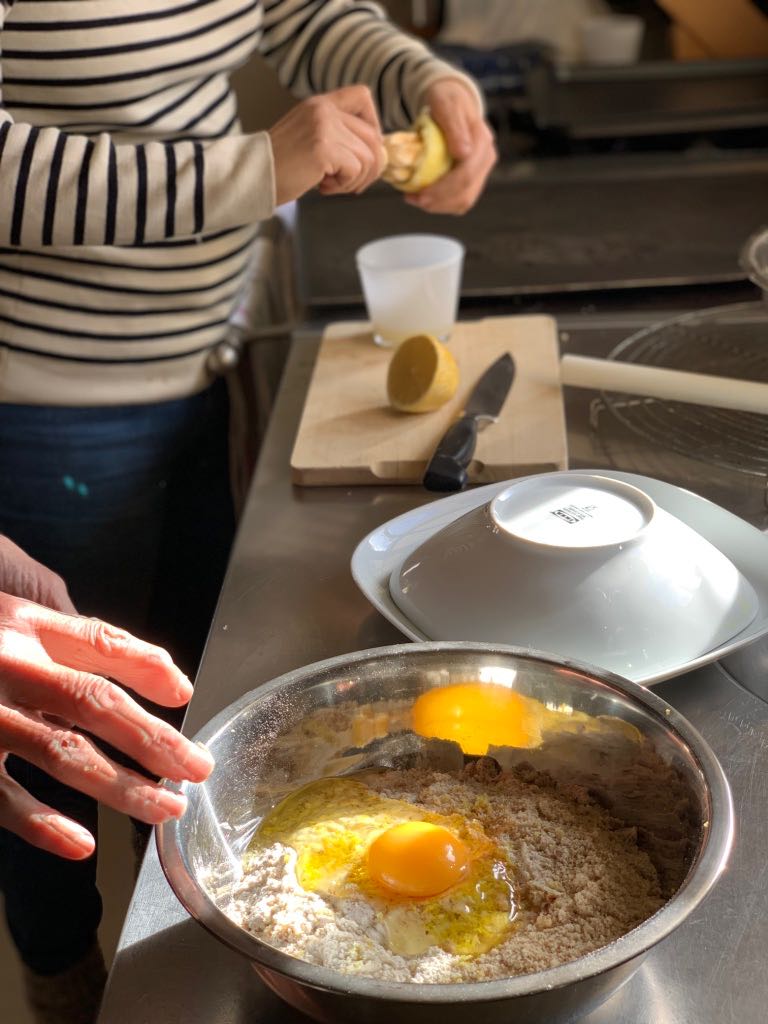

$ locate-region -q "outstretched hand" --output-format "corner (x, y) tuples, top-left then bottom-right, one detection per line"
(0, 593), (213, 860)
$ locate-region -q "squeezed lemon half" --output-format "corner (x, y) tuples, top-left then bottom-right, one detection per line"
(386, 333), (459, 413)
(382, 111), (452, 193)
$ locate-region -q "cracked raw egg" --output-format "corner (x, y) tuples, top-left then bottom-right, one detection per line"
(411, 682), (642, 753)
(248, 777), (517, 957)
(412, 683), (545, 755)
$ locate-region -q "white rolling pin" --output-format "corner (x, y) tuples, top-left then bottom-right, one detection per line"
(560, 354), (768, 416)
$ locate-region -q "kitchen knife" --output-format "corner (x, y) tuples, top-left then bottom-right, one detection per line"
(423, 352), (516, 492)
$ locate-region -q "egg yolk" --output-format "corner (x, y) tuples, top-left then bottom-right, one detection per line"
(412, 683), (542, 756)
(367, 821), (470, 898)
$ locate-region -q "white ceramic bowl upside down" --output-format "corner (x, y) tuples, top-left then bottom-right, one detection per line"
(389, 473), (758, 681)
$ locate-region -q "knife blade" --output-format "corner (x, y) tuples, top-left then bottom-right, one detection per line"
(423, 352), (516, 492)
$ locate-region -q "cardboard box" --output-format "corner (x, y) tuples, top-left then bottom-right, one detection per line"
(659, 0), (768, 59)
(670, 24), (712, 61)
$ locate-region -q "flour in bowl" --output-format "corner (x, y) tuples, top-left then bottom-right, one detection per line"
(230, 760), (666, 984)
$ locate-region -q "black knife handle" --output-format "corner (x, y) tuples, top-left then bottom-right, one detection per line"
(423, 415), (478, 492)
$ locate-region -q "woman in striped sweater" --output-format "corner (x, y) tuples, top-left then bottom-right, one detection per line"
(0, 3), (495, 1020)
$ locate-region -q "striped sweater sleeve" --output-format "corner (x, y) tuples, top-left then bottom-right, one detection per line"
(259, 0), (483, 130)
(0, 2), (276, 248)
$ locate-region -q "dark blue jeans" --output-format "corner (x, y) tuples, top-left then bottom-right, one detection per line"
(0, 380), (235, 974)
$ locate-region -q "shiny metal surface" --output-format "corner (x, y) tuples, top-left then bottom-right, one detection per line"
(98, 315), (768, 1024)
(156, 642), (731, 1024)
(526, 58), (768, 138)
(296, 154), (768, 305)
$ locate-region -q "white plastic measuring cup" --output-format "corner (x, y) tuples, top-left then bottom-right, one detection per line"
(355, 234), (464, 347)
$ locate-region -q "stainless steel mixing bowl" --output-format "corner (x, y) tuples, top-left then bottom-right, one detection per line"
(157, 642), (733, 1024)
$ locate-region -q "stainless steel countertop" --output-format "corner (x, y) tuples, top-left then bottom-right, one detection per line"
(98, 313), (768, 1024)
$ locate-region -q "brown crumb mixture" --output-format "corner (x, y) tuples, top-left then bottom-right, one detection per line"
(231, 761), (665, 984)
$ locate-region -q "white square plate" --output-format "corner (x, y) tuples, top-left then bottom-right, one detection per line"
(351, 470), (768, 686)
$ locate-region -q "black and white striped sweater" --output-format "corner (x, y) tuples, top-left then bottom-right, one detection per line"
(0, 0), (470, 368)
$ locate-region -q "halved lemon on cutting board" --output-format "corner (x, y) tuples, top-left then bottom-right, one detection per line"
(386, 333), (459, 413)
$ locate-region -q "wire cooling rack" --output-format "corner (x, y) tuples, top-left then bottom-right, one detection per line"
(598, 303), (768, 476)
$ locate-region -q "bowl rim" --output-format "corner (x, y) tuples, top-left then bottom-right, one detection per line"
(156, 641), (734, 1004)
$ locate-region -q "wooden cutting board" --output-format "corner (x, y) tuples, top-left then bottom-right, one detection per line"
(290, 316), (568, 486)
